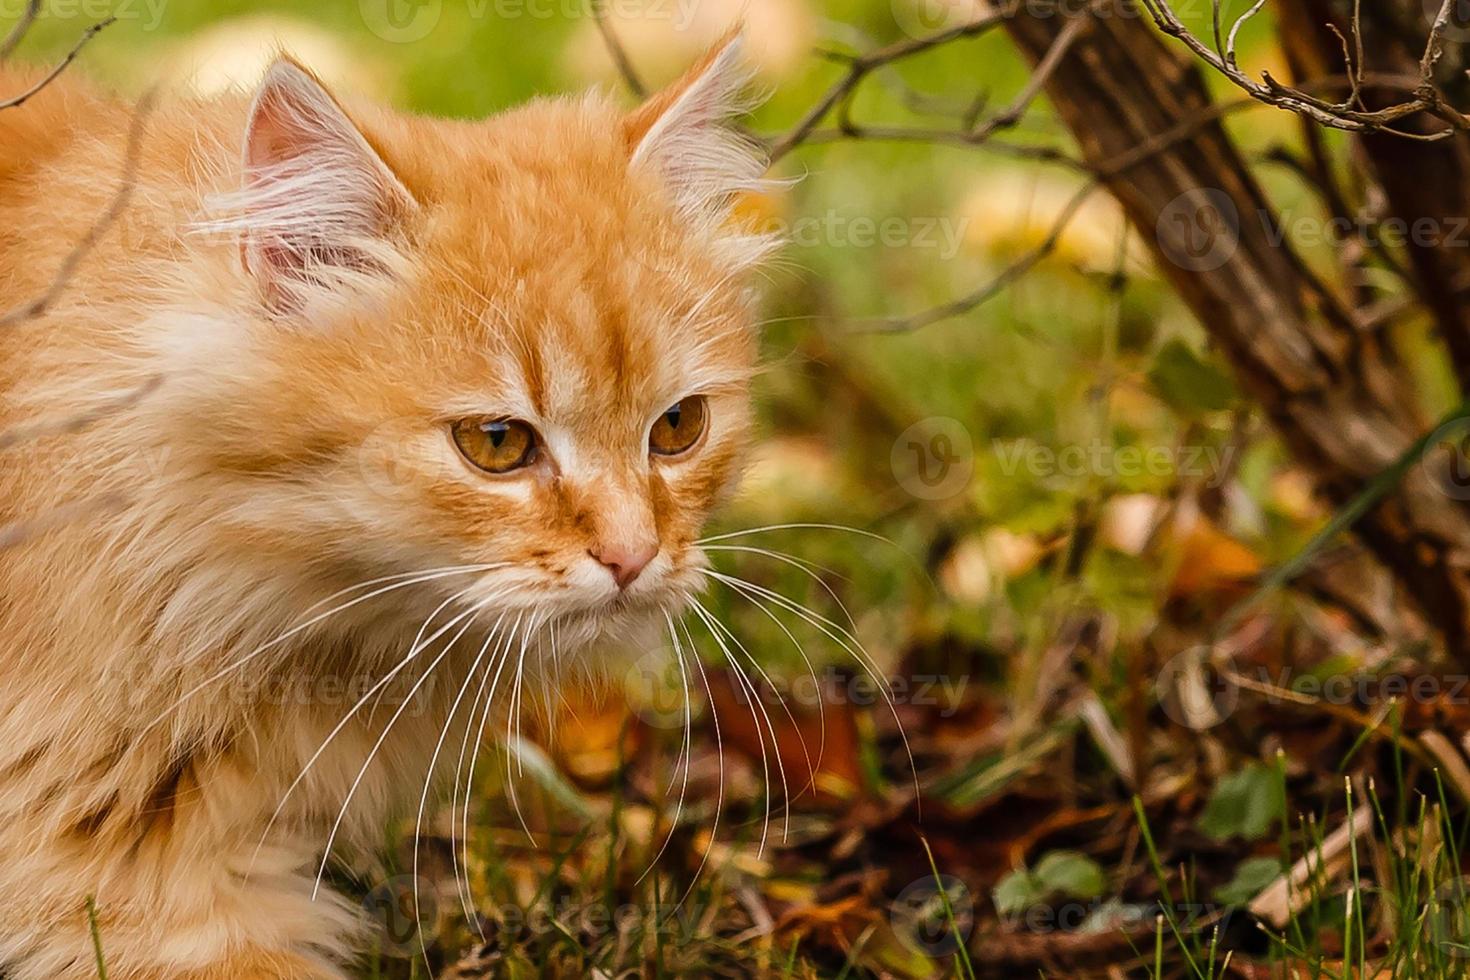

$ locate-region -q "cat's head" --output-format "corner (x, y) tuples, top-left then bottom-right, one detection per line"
(154, 37), (774, 659)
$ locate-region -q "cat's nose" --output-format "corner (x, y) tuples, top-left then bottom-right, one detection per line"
(590, 539), (659, 590)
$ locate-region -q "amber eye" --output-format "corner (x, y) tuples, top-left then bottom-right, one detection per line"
(649, 396), (708, 457)
(451, 417), (538, 474)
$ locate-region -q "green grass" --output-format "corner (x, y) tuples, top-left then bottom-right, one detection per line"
(87, 895), (108, 980)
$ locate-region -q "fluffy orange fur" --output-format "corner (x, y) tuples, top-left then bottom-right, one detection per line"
(0, 38), (769, 979)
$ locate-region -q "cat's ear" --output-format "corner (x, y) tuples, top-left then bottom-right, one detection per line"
(622, 34), (771, 248)
(236, 57), (415, 309)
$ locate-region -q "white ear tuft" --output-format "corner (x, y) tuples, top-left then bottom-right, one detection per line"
(624, 36), (775, 266)
(210, 58), (416, 312)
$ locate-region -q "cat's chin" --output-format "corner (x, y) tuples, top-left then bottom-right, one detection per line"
(548, 593), (679, 651)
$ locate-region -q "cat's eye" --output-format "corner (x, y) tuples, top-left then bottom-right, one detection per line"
(451, 417), (539, 474)
(649, 396), (708, 457)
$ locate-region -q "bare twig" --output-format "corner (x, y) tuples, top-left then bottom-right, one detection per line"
(0, 0), (40, 61)
(859, 182), (1098, 333)
(0, 15), (116, 111)
(1223, 0), (1267, 69)
(0, 492), (127, 550)
(1138, 0), (1467, 135)
(0, 375), (163, 453)
(1421, 0), (1456, 83)
(767, 5), (1020, 162)
(0, 88), (155, 329)
(788, 124), (1085, 168)
(590, 0), (645, 98)
(969, 13), (1088, 143)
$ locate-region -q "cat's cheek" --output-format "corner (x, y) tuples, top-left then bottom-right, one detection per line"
(659, 435), (745, 521)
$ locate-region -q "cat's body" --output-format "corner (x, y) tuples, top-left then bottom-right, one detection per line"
(0, 41), (768, 979)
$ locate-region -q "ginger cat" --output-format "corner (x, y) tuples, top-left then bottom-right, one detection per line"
(0, 36), (770, 979)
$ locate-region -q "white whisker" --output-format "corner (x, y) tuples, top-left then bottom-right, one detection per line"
(248, 582), (483, 878)
(634, 614), (695, 888)
(412, 611), (505, 968)
(697, 522), (897, 547)
(687, 596), (785, 857)
(674, 616), (723, 912)
(704, 574), (828, 798)
(701, 543), (856, 630)
(701, 569), (922, 808)
(454, 612), (521, 935)
(502, 616), (542, 845)
(695, 592), (819, 805)
(310, 605), (482, 899)
(146, 563), (501, 732)
(460, 611), (535, 926)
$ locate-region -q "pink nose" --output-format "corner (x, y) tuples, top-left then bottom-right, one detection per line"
(590, 540), (659, 590)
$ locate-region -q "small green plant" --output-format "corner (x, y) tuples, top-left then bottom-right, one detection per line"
(86, 895), (108, 980)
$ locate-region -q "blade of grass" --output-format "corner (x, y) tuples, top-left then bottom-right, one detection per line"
(919, 835), (975, 980)
(86, 896), (108, 980)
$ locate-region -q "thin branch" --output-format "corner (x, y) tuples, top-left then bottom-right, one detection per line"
(0, 88), (155, 329)
(969, 13), (1087, 143)
(1420, 0), (1455, 84)
(785, 125), (1085, 169)
(0, 492), (128, 550)
(818, 62), (1436, 336)
(1224, 0), (1267, 69)
(0, 15), (116, 111)
(1137, 0), (1466, 135)
(0, 375), (163, 453)
(858, 182), (1099, 333)
(0, 0), (40, 61)
(590, 0), (645, 98)
(767, 3), (1085, 173)
(767, 5), (1019, 162)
